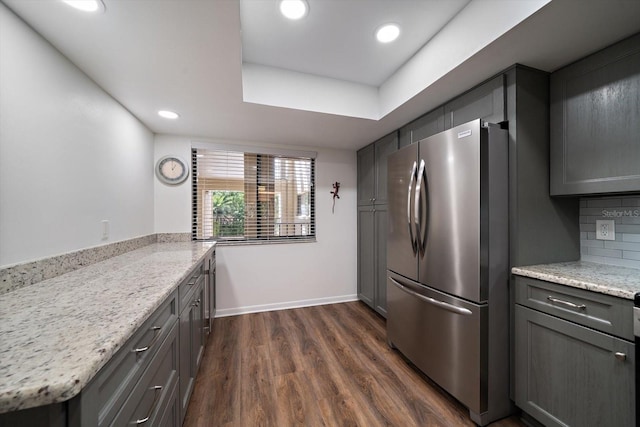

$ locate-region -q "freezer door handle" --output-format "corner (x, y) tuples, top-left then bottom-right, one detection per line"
(407, 161), (418, 254)
(389, 277), (472, 315)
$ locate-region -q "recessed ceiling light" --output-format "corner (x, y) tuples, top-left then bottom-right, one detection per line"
(158, 110), (180, 119)
(62, 0), (105, 13)
(376, 24), (400, 43)
(279, 0), (308, 20)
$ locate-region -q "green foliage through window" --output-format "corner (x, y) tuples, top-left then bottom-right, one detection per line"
(211, 191), (245, 237)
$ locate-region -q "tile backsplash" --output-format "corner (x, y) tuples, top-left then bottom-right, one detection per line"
(580, 195), (640, 269)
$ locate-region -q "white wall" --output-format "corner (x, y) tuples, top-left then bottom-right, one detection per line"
(0, 4), (155, 267)
(154, 135), (358, 315)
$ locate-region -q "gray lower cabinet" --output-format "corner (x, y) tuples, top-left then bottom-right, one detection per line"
(0, 251), (215, 427)
(204, 247), (216, 340)
(68, 289), (179, 427)
(550, 32), (640, 195)
(111, 322), (179, 426)
(179, 273), (205, 424)
(514, 277), (635, 427)
(357, 204), (388, 317)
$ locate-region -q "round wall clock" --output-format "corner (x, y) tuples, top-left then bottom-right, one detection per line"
(156, 155), (189, 185)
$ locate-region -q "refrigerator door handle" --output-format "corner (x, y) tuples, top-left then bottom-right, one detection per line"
(407, 161), (418, 254)
(389, 277), (473, 315)
(414, 159), (428, 256)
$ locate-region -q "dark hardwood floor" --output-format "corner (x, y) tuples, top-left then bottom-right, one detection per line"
(183, 301), (526, 427)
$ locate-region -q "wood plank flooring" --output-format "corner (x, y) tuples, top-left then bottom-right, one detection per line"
(183, 301), (525, 427)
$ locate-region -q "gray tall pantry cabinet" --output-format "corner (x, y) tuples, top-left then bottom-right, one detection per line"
(357, 131), (397, 317)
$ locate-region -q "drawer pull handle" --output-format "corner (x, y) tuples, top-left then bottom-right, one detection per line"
(615, 352), (627, 361)
(188, 273), (203, 286)
(131, 326), (162, 353)
(546, 296), (586, 310)
(133, 385), (163, 424)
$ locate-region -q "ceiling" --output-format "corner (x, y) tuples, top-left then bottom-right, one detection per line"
(240, 0), (471, 86)
(3, 0), (640, 151)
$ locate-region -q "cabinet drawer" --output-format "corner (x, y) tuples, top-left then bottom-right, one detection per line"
(112, 320), (179, 426)
(515, 305), (635, 427)
(515, 276), (633, 340)
(81, 290), (178, 427)
(179, 267), (204, 313)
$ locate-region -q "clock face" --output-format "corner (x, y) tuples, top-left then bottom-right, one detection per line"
(156, 156), (189, 185)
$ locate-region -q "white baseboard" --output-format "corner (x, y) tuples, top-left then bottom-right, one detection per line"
(215, 294), (359, 317)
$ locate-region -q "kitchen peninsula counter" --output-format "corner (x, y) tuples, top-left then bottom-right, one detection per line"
(512, 261), (640, 299)
(0, 241), (215, 414)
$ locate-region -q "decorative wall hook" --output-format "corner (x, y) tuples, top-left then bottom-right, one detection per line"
(330, 182), (340, 213)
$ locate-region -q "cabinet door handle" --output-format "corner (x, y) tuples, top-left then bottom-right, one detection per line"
(546, 296), (586, 310)
(615, 352), (627, 361)
(131, 326), (162, 353)
(133, 385), (163, 424)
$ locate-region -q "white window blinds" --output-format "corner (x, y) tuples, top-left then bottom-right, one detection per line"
(192, 147), (316, 243)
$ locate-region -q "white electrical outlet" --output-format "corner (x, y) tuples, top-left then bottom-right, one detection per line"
(101, 220), (110, 240)
(596, 219), (615, 241)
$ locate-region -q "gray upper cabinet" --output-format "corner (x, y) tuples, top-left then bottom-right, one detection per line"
(550, 33), (640, 196)
(398, 107), (445, 148)
(444, 75), (506, 128)
(357, 143), (375, 206)
(357, 131), (398, 206)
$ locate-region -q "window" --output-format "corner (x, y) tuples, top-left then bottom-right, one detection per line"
(192, 144), (316, 244)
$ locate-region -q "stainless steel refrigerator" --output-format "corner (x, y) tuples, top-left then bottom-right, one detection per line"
(386, 119), (511, 425)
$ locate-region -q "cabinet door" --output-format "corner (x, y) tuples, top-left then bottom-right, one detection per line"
(193, 285), (205, 371)
(374, 205), (388, 317)
(444, 75), (505, 128)
(515, 305), (635, 427)
(179, 305), (194, 423)
(357, 206), (375, 308)
(550, 33), (640, 195)
(179, 281), (204, 423)
(357, 144), (375, 205)
(398, 107), (445, 148)
(373, 132), (398, 205)
(157, 381), (179, 427)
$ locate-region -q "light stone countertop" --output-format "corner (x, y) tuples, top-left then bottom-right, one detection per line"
(512, 261), (640, 300)
(0, 241), (215, 414)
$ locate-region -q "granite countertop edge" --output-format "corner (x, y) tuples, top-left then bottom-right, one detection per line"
(0, 241), (216, 414)
(512, 260), (640, 300)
